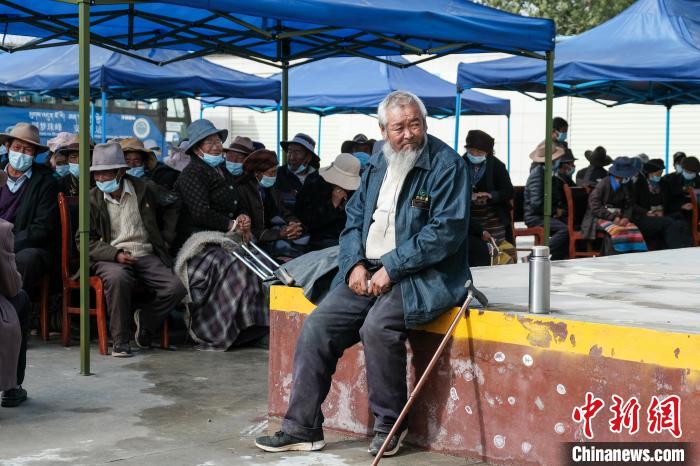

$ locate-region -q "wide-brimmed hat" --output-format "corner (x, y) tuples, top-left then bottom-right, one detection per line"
(529, 142), (565, 163)
(47, 132), (75, 154)
(559, 149), (577, 164)
(341, 133), (372, 151)
(119, 137), (157, 169)
(465, 129), (494, 154)
(644, 158), (665, 174)
(281, 133), (319, 161)
(243, 149), (278, 174)
(90, 142), (128, 172)
(185, 119), (228, 155)
(224, 136), (255, 156)
(681, 156), (700, 173)
(55, 133), (94, 156)
(673, 151), (687, 164)
(0, 170), (6, 189)
(585, 146), (613, 168)
(0, 122), (49, 153)
(319, 153), (361, 191)
(609, 156), (638, 178)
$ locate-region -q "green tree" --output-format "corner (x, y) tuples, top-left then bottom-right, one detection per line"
(480, 0), (636, 36)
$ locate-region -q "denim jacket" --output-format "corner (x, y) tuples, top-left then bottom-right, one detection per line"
(333, 134), (471, 328)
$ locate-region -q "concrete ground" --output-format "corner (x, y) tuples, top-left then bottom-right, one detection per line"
(0, 340), (486, 466)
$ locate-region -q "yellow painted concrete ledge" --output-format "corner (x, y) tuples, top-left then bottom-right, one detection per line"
(270, 285), (700, 372)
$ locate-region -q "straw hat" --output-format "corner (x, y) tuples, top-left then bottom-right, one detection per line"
(0, 122), (49, 153)
(119, 137), (158, 170)
(319, 153), (361, 191)
(185, 119), (228, 155)
(90, 142), (128, 172)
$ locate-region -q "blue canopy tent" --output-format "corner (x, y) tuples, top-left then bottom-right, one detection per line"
(457, 0), (700, 172)
(0, 0), (554, 374)
(202, 56), (510, 157)
(0, 44), (280, 146)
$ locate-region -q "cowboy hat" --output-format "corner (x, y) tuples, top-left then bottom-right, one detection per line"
(119, 137), (157, 170)
(185, 119), (228, 155)
(319, 153), (361, 191)
(585, 146), (613, 168)
(90, 142), (128, 172)
(224, 136), (255, 156)
(609, 156), (639, 179)
(0, 122), (49, 153)
(681, 156), (700, 174)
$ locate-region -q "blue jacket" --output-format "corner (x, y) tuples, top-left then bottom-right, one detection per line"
(333, 134), (471, 328)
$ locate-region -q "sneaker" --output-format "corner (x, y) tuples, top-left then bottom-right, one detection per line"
(368, 429), (408, 457)
(112, 342), (133, 358)
(255, 431), (326, 452)
(1, 386), (28, 407)
(133, 310), (152, 349)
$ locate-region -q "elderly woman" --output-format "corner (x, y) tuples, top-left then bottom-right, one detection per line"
(222, 136), (254, 183)
(54, 134), (87, 197)
(296, 153), (360, 251)
(174, 119), (267, 350)
(236, 149), (307, 259)
(463, 130), (514, 267)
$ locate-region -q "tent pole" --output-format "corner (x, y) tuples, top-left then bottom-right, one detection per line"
(543, 51), (554, 246)
(507, 114), (511, 172)
(317, 115), (322, 157)
(199, 105), (204, 119)
(281, 63), (289, 164)
(665, 106), (671, 174)
(78, 0), (92, 376)
(276, 102), (281, 161)
(90, 100), (95, 140)
(101, 89), (107, 143)
(453, 90), (462, 151)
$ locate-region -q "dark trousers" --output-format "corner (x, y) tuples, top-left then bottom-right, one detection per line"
(281, 283), (408, 440)
(526, 218), (569, 260)
(93, 255), (186, 345)
(634, 215), (691, 249)
(8, 291), (29, 386)
(468, 235), (491, 267)
(15, 247), (52, 291)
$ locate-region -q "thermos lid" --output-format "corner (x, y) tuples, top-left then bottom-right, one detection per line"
(531, 245), (550, 258)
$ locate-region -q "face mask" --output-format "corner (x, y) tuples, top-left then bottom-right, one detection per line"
(565, 166), (575, 177)
(259, 175), (276, 188)
(127, 166), (145, 178)
(553, 159), (561, 171)
(466, 152), (486, 165)
(556, 131), (567, 143)
(96, 176), (121, 194)
(225, 161), (243, 176)
(649, 175), (661, 184)
(675, 163), (683, 173)
(201, 152), (223, 168)
(290, 163), (306, 175)
(69, 163), (80, 179)
(682, 170), (697, 181)
(621, 177), (632, 184)
(55, 165), (70, 178)
(8, 150), (33, 172)
(352, 152), (370, 167)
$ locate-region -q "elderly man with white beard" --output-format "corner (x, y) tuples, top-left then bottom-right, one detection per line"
(255, 91), (471, 457)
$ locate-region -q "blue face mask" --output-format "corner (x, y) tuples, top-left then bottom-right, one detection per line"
(126, 166), (145, 178)
(565, 166), (575, 177)
(259, 175), (276, 188)
(466, 152), (486, 165)
(68, 163), (80, 179)
(55, 165), (70, 178)
(96, 176), (121, 194)
(682, 170), (697, 181)
(201, 152), (223, 168)
(225, 161), (243, 176)
(553, 159), (562, 171)
(556, 131), (567, 143)
(352, 152), (370, 168)
(8, 150), (34, 172)
(290, 163), (306, 175)
(649, 175), (661, 184)
(675, 163), (683, 173)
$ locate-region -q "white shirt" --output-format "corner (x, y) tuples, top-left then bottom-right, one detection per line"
(4, 167), (32, 193)
(365, 164), (411, 260)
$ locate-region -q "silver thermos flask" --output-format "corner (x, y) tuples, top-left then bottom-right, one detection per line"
(528, 245), (550, 314)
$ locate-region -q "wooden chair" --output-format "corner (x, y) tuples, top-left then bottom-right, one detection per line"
(563, 184), (603, 258)
(512, 186), (544, 247)
(58, 193), (170, 355)
(37, 274), (50, 341)
(689, 186), (699, 247)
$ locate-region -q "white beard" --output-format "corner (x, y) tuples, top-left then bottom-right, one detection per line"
(383, 137), (425, 180)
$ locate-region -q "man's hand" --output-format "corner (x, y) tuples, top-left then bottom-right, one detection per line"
(647, 210), (662, 217)
(619, 217), (630, 226)
(348, 263), (370, 296)
(682, 202), (693, 211)
(368, 266), (392, 297)
(281, 223), (303, 240)
(481, 230), (493, 243)
(116, 251), (137, 265)
(331, 186), (348, 209)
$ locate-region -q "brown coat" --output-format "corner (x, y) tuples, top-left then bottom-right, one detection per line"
(236, 175), (301, 243)
(0, 219), (22, 390)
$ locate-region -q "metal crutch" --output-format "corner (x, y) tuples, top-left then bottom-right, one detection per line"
(371, 280), (489, 465)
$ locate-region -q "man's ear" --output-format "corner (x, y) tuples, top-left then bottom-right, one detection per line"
(379, 124), (387, 140)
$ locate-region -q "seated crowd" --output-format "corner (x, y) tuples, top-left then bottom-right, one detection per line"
(0, 114), (698, 408)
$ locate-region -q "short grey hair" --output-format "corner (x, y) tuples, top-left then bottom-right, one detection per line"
(377, 90), (428, 128)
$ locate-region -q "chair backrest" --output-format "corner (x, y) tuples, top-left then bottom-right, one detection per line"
(689, 187), (699, 246)
(564, 185), (589, 231)
(57, 193), (79, 282)
(513, 186), (526, 222)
